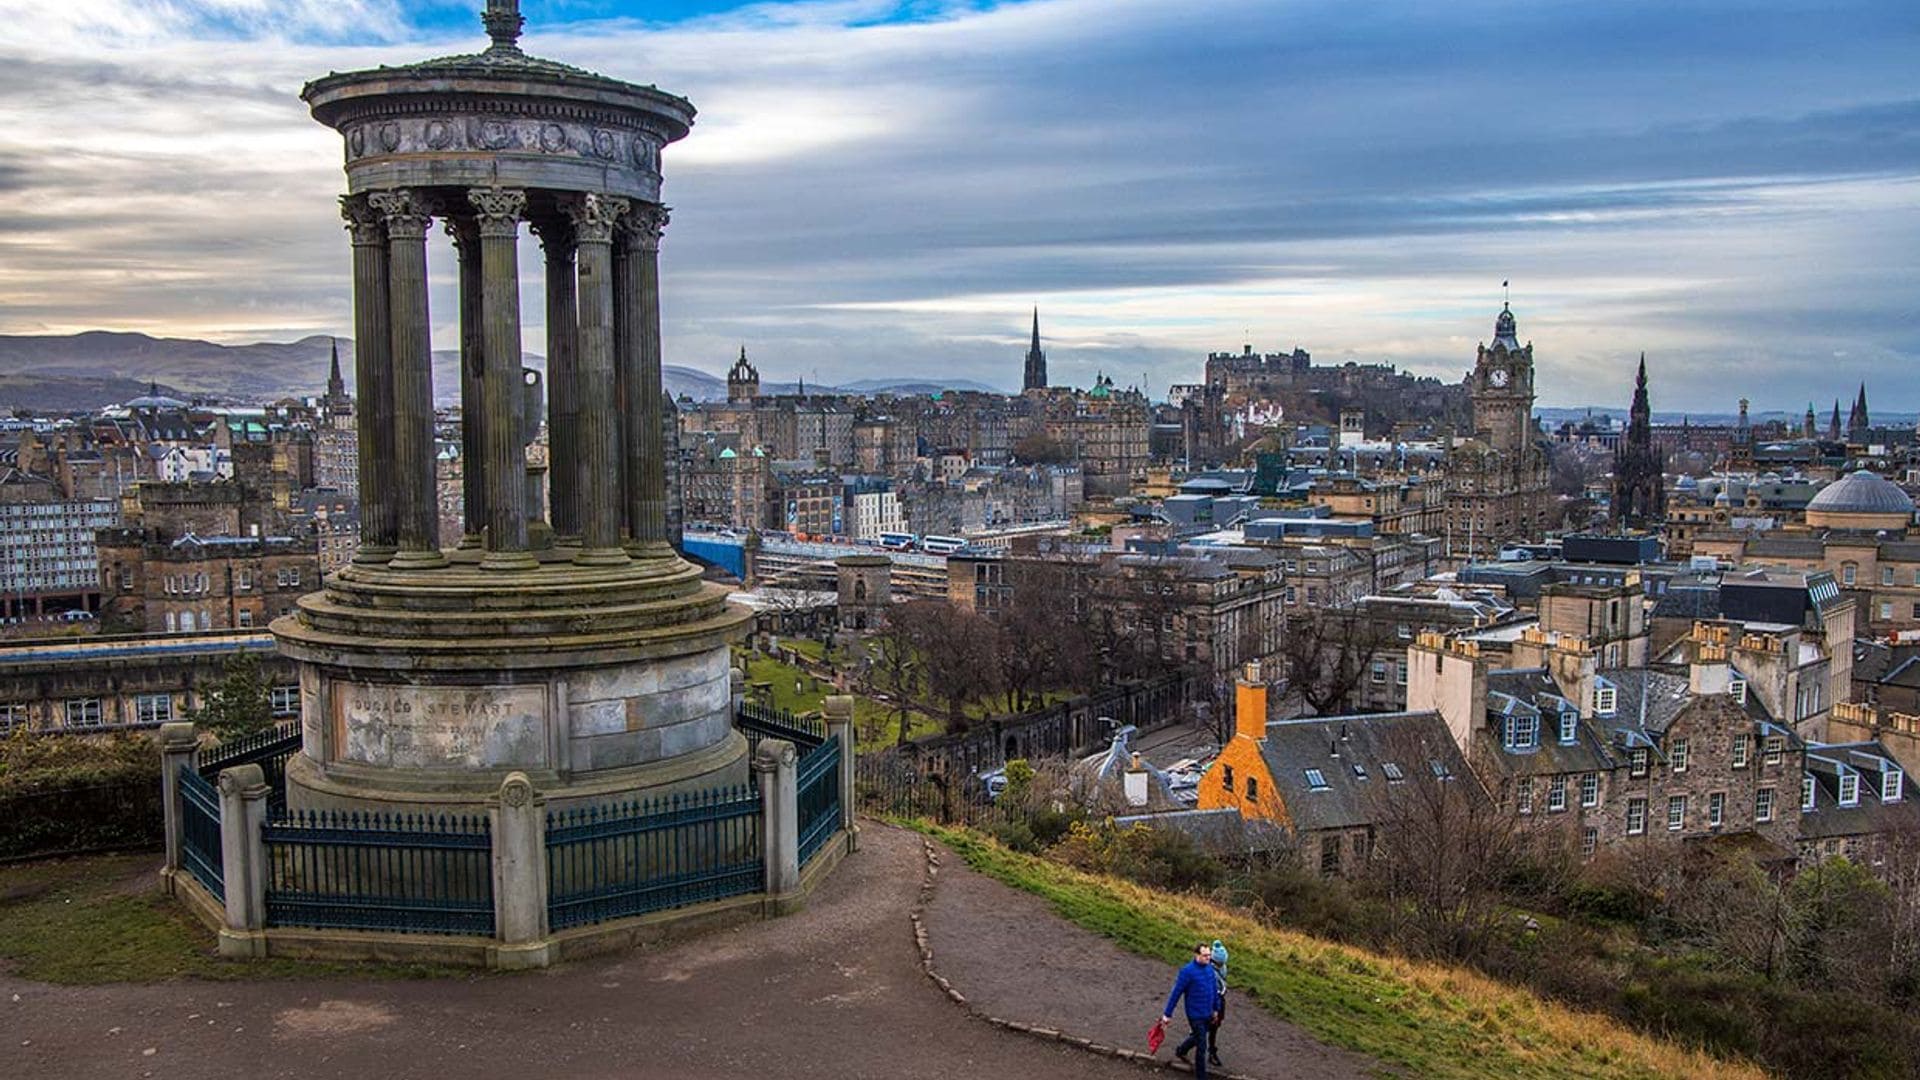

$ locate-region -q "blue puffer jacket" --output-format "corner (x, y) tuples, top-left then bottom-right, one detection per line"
(1163, 958), (1221, 1020)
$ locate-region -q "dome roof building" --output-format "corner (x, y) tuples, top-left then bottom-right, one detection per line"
(1804, 469), (1915, 529)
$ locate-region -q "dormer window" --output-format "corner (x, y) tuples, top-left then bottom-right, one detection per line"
(1764, 736), (1785, 767)
(1594, 686), (1617, 716)
(1382, 762), (1405, 782)
(1507, 713), (1538, 751)
(1559, 712), (1578, 744)
(1886, 769), (1905, 803)
(1802, 775), (1816, 811)
(1840, 772), (1860, 807)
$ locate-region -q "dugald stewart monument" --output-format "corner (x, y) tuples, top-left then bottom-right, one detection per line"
(277, 0), (751, 816)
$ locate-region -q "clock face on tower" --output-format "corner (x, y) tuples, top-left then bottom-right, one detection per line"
(1490, 368), (1510, 388)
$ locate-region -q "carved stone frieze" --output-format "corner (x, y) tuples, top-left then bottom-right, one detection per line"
(341, 113), (663, 177)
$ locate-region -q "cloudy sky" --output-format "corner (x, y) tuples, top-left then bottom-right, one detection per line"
(0, 0), (1916, 412)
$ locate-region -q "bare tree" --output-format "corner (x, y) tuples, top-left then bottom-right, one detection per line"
(996, 560), (1094, 710)
(1365, 733), (1526, 962)
(1273, 608), (1389, 716)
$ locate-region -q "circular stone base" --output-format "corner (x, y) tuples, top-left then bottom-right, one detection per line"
(272, 552), (752, 817)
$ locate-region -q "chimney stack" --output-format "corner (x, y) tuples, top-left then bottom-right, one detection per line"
(1233, 660), (1269, 742)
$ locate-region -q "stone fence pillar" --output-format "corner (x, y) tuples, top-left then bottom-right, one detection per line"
(490, 771), (552, 969)
(823, 696), (858, 852)
(753, 738), (800, 913)
(216, 763), (270, 958)
(157, 722), (198, 884)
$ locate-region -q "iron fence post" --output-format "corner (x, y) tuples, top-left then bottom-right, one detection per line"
(215, 763), (270, 958)
(753, 738), (801, 914)
(157, 721), (197, 889)
(824, 695), (857, 852)
(489, 771), (552, 969)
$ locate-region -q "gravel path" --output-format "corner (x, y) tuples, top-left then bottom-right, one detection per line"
(0, 826), (1146, 1080)
(920, 840), (1380, 1080)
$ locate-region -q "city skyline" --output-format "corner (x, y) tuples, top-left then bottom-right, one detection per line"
(0, 0), (1915, 410)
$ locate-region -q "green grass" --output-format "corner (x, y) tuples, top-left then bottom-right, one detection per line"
(739, 651), (943, 750)
(0, 854), (472, 984)
(919, 825), (1769, 1080)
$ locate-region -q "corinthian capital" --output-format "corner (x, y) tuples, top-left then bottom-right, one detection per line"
(622, 203), (670, 252)
(367, 189), (433, 240)
(443, 215), (480, 254)
(559, 192), (629, 244)
(340, 194), (384, 246)
(467, 187), (528, 238)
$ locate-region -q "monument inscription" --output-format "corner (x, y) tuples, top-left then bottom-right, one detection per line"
(333, 682), (549, 769)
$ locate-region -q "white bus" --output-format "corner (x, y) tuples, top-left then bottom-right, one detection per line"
(878, 531), (918, 550)
(919, 535), (967, 555)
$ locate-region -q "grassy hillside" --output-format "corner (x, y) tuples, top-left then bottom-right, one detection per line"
(924, 825), (1770, 1080)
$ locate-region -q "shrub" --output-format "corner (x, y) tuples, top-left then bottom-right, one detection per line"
(0, 731), (163, 860)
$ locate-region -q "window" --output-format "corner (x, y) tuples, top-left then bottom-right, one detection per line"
(1882, 602), (1895, 622)
(1395, 662), (1407, 687)
(133, 694), (172, 725)
(1320, 835), (1341, 876)
(269, 686), (300, 717)
(237, 569), (253, 591)
(1517, 777), (1534, 814)
(1802, 775), (1817, 811)
(1730, 678), (1747, 704)
(1305, 768), (1328, 791)
(1430, 759), (1452, 779)
(1630, 748), (1650, 778)
(1732, 734), (1750, 769)
(64, 698), (103, 728)
(1756, 788), (1775, 823)
(1548, 775), (1568, 812)
(1246, 776), (1259, 801)
(1884, 566), (1896, 586)
(1843, 562), (1857, 586)
(1709, 791), (1726, 827)
(1351, 763), (1368, 780)
(237, 610), (253, 628)
(1559, 712), (1577, 744)
(1370, 660), (1387, 684)
(1508, 713), (1538, 751)
(1886, 769), (1904, 803)
(1626, 797), (1647, 836)
(1667, 795), (1687, 831)
(1764, 736), (1785, 767)
(1670, 738), (1690, 773)
(1581, 772), (1600, 808)
(1581, 827), (1598, 858)
(1382, 762), (1405, 782)
(1221, 764), (1235, 791)
(0, 703), (28, 735)
(1839, 772), (1859, 807)
(1594, 686), (1617, 716)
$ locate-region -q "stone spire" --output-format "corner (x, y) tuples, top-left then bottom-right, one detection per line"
(1627, 353), (1651, 439)
(326, 337), (347, 402)
(1849, 382), (1870, 442)
(1830, 399), (1843, 441)
(1023, 307), (1048, 391)
(1804, 402), (1817, 440)
(1613, 353), (1663, 528)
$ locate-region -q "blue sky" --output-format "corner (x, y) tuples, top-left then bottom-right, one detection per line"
(0, 0), (1916, 412)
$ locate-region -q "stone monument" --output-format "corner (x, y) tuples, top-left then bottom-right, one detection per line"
(275, 1), (750, 814)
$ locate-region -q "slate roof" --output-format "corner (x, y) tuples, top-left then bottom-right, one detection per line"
(1256, 711), (1471, 832)
(1600, 668), (1695, 735)
(1111, 807), (1292, 855)
(1746, 536), (1829, 559)
(1800, 742), (1920, 841)
(1478, 669), (1620, 777)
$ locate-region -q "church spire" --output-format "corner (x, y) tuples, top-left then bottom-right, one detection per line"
(1023, 307), (1048, 392)
(325, 336), (347, 407)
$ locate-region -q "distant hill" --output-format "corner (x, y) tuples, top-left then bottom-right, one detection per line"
(0, 332), (997, 410)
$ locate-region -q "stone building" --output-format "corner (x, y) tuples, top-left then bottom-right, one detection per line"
(0, 631), (298, 736)
(0, 470), (117, 622)
(1443, 305), (1552, 557)
(98, 531), (318, 634)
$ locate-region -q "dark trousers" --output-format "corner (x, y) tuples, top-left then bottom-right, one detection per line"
(1175, 1017), (1210, 1079)
(1209, 994), (1225, 1060)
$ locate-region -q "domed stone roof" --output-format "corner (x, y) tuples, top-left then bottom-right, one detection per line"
(1806, 470), (1915, 516)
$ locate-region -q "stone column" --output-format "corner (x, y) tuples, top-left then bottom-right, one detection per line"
(621, 205), (673, 556)
(157, 721), (198, 882)
(468, 187), (535, 571)
(369, 189), (445, 570)
(447, 216), (486, 549)
(216, 763), (270, 958)
(533, 219), (581, 543)
(823, 695), (859, 851)
(753, 738), (801, 913)
(489, 772), (551, 969)
(563, 193), (631, 566)
(340, 196), (397, 564)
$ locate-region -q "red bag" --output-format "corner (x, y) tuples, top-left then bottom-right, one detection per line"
(1147, 1018), (1167, 1054)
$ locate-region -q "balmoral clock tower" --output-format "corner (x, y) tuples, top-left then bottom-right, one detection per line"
(1472, 303), (1535, 460)
(1445, 303), (1551, 558)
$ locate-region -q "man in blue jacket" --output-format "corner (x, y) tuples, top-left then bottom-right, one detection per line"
(1159, 942), (1220, 1078)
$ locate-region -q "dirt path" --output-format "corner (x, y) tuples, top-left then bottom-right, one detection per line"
(921, 840), (1380, 1080)
(0, 827), (1147, 1080)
